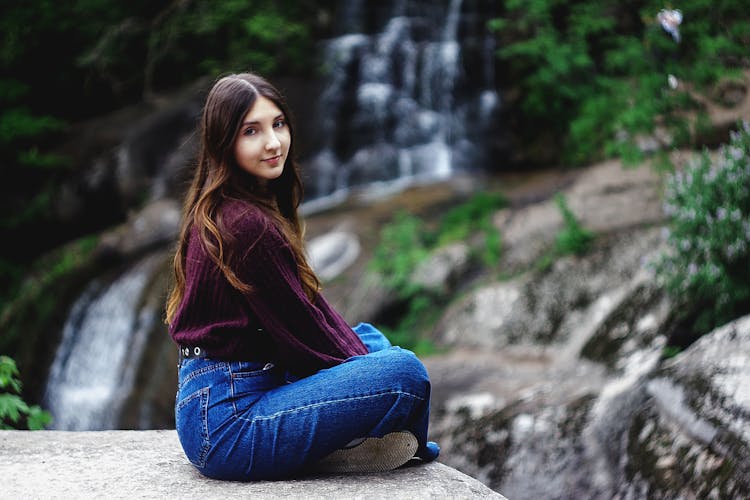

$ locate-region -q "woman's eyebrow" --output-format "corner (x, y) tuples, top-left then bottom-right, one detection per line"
(241, 114), (285, 126)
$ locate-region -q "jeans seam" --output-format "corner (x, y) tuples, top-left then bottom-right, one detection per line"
(176, 386), (211, 469)
(235, 390), (425, 423)
(180, 362), (227, 387)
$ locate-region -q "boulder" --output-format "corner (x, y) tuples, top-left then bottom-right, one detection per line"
(308, 231), (361, 282)
(0, 430), (505, 499)
(411, 242), (471, 296)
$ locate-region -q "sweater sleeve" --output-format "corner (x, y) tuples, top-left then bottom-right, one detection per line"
(227, 204), (368, 375)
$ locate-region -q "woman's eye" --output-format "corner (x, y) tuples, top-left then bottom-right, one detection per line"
(273, 119), (286, 129)
(243, 128), (257, 136)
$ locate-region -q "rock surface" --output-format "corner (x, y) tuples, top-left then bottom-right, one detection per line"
(307, 230), (361, 281)
(415, 154), (749, 497)
(427, 311), (750, 499)
(624, 315), (750, 498)
(1, 430), (505, 499)
(434, 226), (668, 350)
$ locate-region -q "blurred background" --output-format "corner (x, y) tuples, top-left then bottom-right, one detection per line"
(1, 0), (749, 497)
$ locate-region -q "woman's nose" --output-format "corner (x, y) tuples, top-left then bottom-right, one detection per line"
(265, 131), (281, 150)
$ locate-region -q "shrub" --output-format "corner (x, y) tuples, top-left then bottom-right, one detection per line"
(370, 191), (508, 297)
(490, 0), (749, 165)
(435, 192), (506, 266)
(369, 211), (429, 298)
(554, 193), (594, 256)
(435, 192), (507, 244)
(0, 355), (52, 430)
(656, 121), (750, 334)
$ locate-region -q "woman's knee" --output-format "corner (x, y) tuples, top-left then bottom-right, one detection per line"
(369, 347), (430, 394)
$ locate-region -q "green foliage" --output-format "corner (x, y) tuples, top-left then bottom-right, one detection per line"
(434, 191), (506, 266)
(0, 356), (52, 430)
(0, 108), (65, 146)
(370, 211), (430, 298)
(481, 218), (503, 267)
(655, 121), (750, 334)
(554, 193), (594, 256)
(371, 192), (508, 296)
(369, 192), (507, 350)
(0, 100), (69, 235)
(436, 192), (506, 240)
(491, 0), (750, 165)
(133, 0), (320, 82)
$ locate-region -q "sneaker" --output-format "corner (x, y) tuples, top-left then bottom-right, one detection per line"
(313, 431), (418, 473)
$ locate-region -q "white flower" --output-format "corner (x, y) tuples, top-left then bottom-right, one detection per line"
(657, 9), (683, 43)
(728, 146), (743, 161)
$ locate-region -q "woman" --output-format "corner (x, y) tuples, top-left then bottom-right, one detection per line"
(165, 72), (439, 481)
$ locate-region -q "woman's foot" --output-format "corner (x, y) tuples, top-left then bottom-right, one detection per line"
(417, 441), (440, 462)
(313, 431), (418, 473)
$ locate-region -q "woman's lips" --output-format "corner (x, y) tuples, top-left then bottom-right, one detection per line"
(263, 155), (282, 166)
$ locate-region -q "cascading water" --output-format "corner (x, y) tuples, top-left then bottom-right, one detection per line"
(303, 0), (501, 208)
(42, 253), (164, 430)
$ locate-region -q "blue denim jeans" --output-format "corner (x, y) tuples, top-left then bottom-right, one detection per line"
(175, 323), (438, 480)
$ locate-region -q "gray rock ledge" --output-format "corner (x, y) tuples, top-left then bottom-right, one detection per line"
(1, 430), (505, 499)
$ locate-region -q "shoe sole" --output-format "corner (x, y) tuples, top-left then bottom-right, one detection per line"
(313, 431), (419, 473)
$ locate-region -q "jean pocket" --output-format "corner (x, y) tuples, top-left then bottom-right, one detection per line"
(176, 387), (210, 468)
(230, 362), (282, 415)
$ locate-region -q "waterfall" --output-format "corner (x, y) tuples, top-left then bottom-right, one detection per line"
(38, 1), (503, 430)
(303, 0), (500, 209)
(42, 253), (164, 430)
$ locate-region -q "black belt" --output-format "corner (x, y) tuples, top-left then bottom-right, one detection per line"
(179, 346), (209, 360)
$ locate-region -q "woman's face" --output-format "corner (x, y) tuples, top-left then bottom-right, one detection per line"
(233, 96), (291, 182)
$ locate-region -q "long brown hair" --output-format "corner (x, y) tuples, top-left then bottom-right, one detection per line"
(165, 72), (319, 325)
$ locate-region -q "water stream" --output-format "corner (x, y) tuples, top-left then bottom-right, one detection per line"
(42, 253), (164, 430)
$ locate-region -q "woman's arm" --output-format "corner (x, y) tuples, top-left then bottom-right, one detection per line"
(230, 206), (368, 374)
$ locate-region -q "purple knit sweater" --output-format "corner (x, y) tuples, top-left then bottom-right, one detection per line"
(169, 198), (368, 376)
